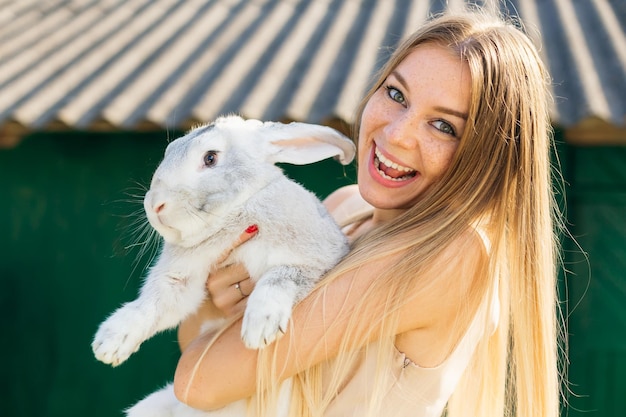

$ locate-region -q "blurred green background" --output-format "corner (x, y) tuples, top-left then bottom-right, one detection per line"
(1, 129), (624, 416)
(0, 130), (356, 416)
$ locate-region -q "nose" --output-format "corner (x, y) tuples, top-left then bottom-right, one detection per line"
(144, 190), (167, 215)
(383, 113), (419, 149)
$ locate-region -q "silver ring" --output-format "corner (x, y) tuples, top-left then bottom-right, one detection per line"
(235, 281), (248, 297)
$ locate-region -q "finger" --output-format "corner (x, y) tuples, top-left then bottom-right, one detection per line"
(211, 279), (251, 315)
(214, 225), (259, 265)
(231, 297), (248, 315)
(233, 278), (253, 298)
(209, 284), (242, 314)
(207, 264), (249, 294)
(236, 277), (254, 298)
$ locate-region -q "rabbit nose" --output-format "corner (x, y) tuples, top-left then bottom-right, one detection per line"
(145, 190), (167, 214)
(154, 202), (166, 213)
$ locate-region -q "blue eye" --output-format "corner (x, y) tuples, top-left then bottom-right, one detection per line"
(432, 120), (456, 137)
(385, 85), (406, 105)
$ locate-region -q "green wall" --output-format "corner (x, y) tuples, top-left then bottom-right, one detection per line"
(0, 131), (355, 417)
(561, 145), (626, 417)
(1, 131), (624, 416)
(1, 132), (178, 417)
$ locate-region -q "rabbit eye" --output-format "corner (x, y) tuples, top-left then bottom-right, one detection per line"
(203, 151), (218, 167)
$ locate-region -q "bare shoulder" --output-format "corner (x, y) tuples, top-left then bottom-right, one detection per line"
(323, 185), (373, 226)
(396, 228), (489, 366)
(395, 226), (489, 333)
(419, 227), (488, 308)
(322, 184), (360, 211)
(438, 227), (488, 277)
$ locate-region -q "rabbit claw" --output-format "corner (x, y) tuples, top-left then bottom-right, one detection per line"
(92, 305), (147, 366)
(241, 289), (291, 349)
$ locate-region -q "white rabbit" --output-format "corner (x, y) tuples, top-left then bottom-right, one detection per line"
(92, 115), (355, 416)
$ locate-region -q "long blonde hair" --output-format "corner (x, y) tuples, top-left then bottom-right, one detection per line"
(256, 9), (564, 417)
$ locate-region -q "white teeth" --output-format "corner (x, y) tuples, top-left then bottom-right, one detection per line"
(374, 147), (414, 173)
(374, 157), (409, 181)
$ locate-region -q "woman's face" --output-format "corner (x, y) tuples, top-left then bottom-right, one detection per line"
(357, 43), (471, 211)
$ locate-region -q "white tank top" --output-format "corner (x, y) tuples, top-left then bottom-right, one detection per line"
(323, 277), (499, 417)
(324, 190), (500, 417)
(324, 191), (499, 416)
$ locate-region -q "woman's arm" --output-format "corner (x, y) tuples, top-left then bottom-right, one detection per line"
(173, 225), (486, 410)
(174, 251), (406, 409)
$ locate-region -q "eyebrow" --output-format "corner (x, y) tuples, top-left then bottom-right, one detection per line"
(434, 106), (468, 121)
(389, 70), (468, 121)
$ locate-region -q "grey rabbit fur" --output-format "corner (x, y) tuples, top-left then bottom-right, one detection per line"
(91, 115), (356, 416)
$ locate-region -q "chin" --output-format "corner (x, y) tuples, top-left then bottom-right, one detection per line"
(357, 183), (408, 210)
(358, 170), (420, 211)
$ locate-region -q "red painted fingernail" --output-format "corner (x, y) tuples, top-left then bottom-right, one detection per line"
(245, 225), (258, 234)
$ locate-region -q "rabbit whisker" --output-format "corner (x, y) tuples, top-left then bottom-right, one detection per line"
(124, 225), (160, 290)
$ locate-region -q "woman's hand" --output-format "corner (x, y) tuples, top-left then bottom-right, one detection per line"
(178, 225), (258, 351)
(207, 264), (253, 317)
(207, 225), (258, 316)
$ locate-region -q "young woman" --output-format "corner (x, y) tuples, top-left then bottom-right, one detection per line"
(174, 9), (565, 417)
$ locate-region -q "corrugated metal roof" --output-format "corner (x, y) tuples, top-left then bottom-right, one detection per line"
(0, 0), (625, 146)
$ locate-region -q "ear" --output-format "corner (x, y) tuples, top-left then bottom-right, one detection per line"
(257, 121), (356, 166)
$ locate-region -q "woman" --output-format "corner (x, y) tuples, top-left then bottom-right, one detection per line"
(175, 9), (564, 417)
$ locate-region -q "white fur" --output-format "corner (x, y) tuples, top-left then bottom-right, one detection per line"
(92, 115), (355, 416)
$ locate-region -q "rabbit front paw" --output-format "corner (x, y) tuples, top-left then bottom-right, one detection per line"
(241, 287), (292, 349)
(92, 305), (148, 366)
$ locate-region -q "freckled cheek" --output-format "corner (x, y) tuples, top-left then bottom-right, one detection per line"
(356, 127), (370, 166)
(424, 141), (459, 178)
(356, 103), (381, 161)
(359, 93), (389, 130)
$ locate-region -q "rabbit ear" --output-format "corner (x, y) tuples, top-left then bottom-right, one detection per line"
(259, 121), (356, 166)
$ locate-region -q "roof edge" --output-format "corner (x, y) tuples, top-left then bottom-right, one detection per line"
(564, 117), (626, 146)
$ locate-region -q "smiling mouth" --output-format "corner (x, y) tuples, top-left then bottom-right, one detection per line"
(374, 147), (417, 181)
